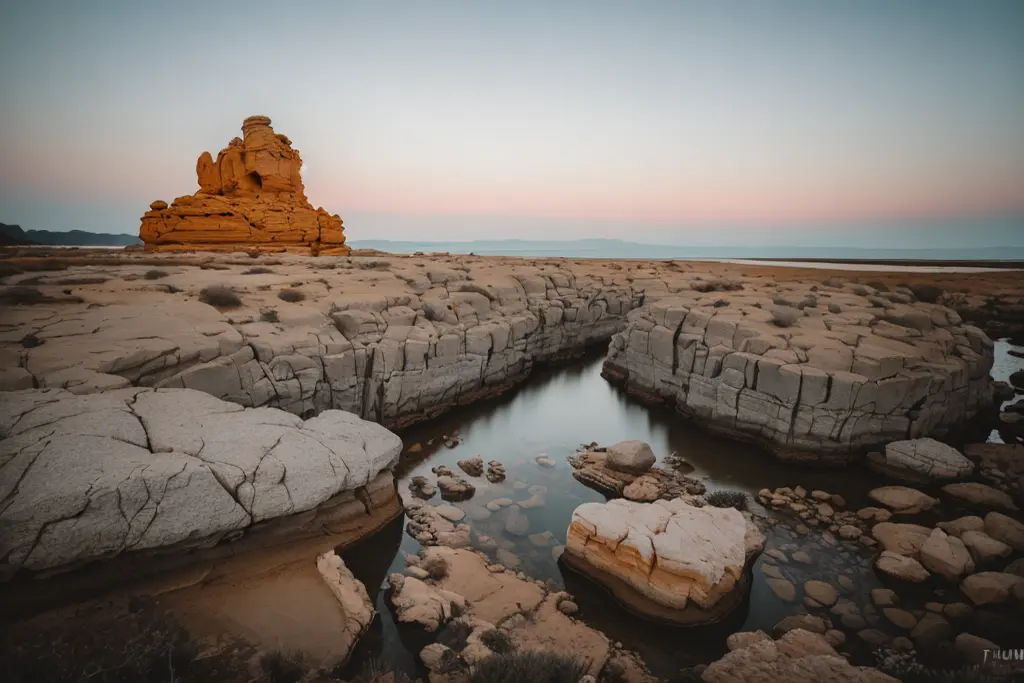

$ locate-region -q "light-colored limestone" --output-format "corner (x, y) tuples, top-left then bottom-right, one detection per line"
(0, 387), (401, 576)
(869, 438), (973, 482)
(565, 497), (763, 620)
(315, 551), (374, 657)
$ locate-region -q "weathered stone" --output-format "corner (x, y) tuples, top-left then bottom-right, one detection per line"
(703, 629), (900, 683)
(868, 486), (939, 514)
(984, 512), (1024, 550)
(564, 497), (763, 624)
(875, 551), (930, 582)
(869, 437), (973, 482)
(942, 482), (1018, 511)
(606, 440), (656, 473)
(316, 551), (375, 658)
(961, 572), (1024, 605)
(0, 388), (401, 576)
(140, 116), (348, 255)
(919, 528), (975, 582)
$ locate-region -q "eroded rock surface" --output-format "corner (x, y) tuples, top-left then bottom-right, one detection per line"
(868, 437), (974, 482)
(140, 116), (347, 255)
(0, 387), (401, 577)
(564, 497), (764, 624)
(315, 550), (375, 659)
(701, 628), (899, 683)
(603, 284), (995, 460)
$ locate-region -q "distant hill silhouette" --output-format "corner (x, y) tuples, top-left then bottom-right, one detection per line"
(348, 238), (1024, 261)
(0, 222), (141, 247)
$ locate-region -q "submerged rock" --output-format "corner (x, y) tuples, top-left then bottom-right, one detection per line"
(868, 438), (974, 483)
(564, 497), (763, 625)
(868, 486), (939, 514)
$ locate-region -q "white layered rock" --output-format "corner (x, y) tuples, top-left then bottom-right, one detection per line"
(602, 289), (995, 459)
(0, 387), (401, 576)
(565, 497), (764, 623)
(868, 437), (974, 482)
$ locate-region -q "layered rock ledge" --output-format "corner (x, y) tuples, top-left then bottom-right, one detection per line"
(603, 283), (995, 460)
(0, 387), (401, 578)
(140, 115), (348, 255)
(0, 256), (639, 429)
(564, 497), (764, 625)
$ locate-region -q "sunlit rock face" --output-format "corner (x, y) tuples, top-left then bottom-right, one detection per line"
(564, 497), (764, 625)
(140, 115), (348, 255)
(602, 288), (996, 461)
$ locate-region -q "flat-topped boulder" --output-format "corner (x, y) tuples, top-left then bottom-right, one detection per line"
(602, 287), (995, 460)
(0, 387), (401, 577)
(867, 438), (974, 483)
(140, 116), (348, 255)
(563, 497), (764, 625)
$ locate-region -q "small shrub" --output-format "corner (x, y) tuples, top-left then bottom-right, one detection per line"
(277, 289), (305, 303)
(479, 629), (516, 654)
(165, 284), (183, 294)
(55, 276), (107, 285)
(199, 285), (242, 308)
(469, 650), (588, 683)
(0, 262), (24, 278)
(866, 281), (890, 292)
(712, 299), (729, 308)
(704, 489), (749, 510)
(770, 305), (802, 328)
(144, 269), (169, 280)
(691, 279), (743, 293)
(850, 284), (869, 296)
(21, 333), (43, 348)
(423, 555), (450, 580)
(261, 309), (280, 323)
(828, 302), (842, 314)
(909, 283), (943, 304)
(437, 619), (474, 651)
(347, 657), (417, 683)
(199, 262), (230, 271)
(1, 286), (47, 305)
(242, 266), (275, 275)
(259, 649), (308, 683)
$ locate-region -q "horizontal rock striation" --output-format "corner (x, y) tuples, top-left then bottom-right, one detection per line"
(603, 284), (995, 461)
(564, 497), (764, 625)
(1, 258), (640, 429)
(140, 115), (348, 255)
(0, 387), (401, 578)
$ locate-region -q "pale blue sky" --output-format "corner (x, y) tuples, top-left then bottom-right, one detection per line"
(1, 1), (1022, 245)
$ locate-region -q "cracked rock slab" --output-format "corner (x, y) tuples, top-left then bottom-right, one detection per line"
(564, 497), (764, 624)
(0, 387), (401, 577)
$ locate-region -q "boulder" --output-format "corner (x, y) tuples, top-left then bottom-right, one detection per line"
(960, 530), (1012, 564)
(0, 388), (402, 577)
(804, 580), (838, 607)
(937, 515), (985, 538)
(875, 551), (930, 582)
(960, 572), (1024, 606)
(388, 572), (468, 632)
(701, 629), (900, 683)
(867, 486), (939, 515)
(564, 497), (763, 624)
(955, 632), (1000, 666)
(942, 482), (1018, 511)
(984, 512), (1024, 550)
(140, 116), (348, 255)
(869, 438), (973, 482)
(919, 528), (974, 581)
(606, 440), (656, 474)
(871, 522), (932, 557)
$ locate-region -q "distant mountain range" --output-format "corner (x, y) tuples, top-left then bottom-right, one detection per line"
(0, 222), (141, 247)
(349, 238), (1024, 261)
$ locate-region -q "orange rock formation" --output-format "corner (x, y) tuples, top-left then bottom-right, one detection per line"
(140, 116), (348, 255)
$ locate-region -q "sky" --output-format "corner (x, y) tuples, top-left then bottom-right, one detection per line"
(1, 0), (1022, 247)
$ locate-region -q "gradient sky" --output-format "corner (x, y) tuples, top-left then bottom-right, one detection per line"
(1, 0), (1022, 246)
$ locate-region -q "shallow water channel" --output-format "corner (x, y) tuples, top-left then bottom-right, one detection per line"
(336, 339), (1022, 678)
